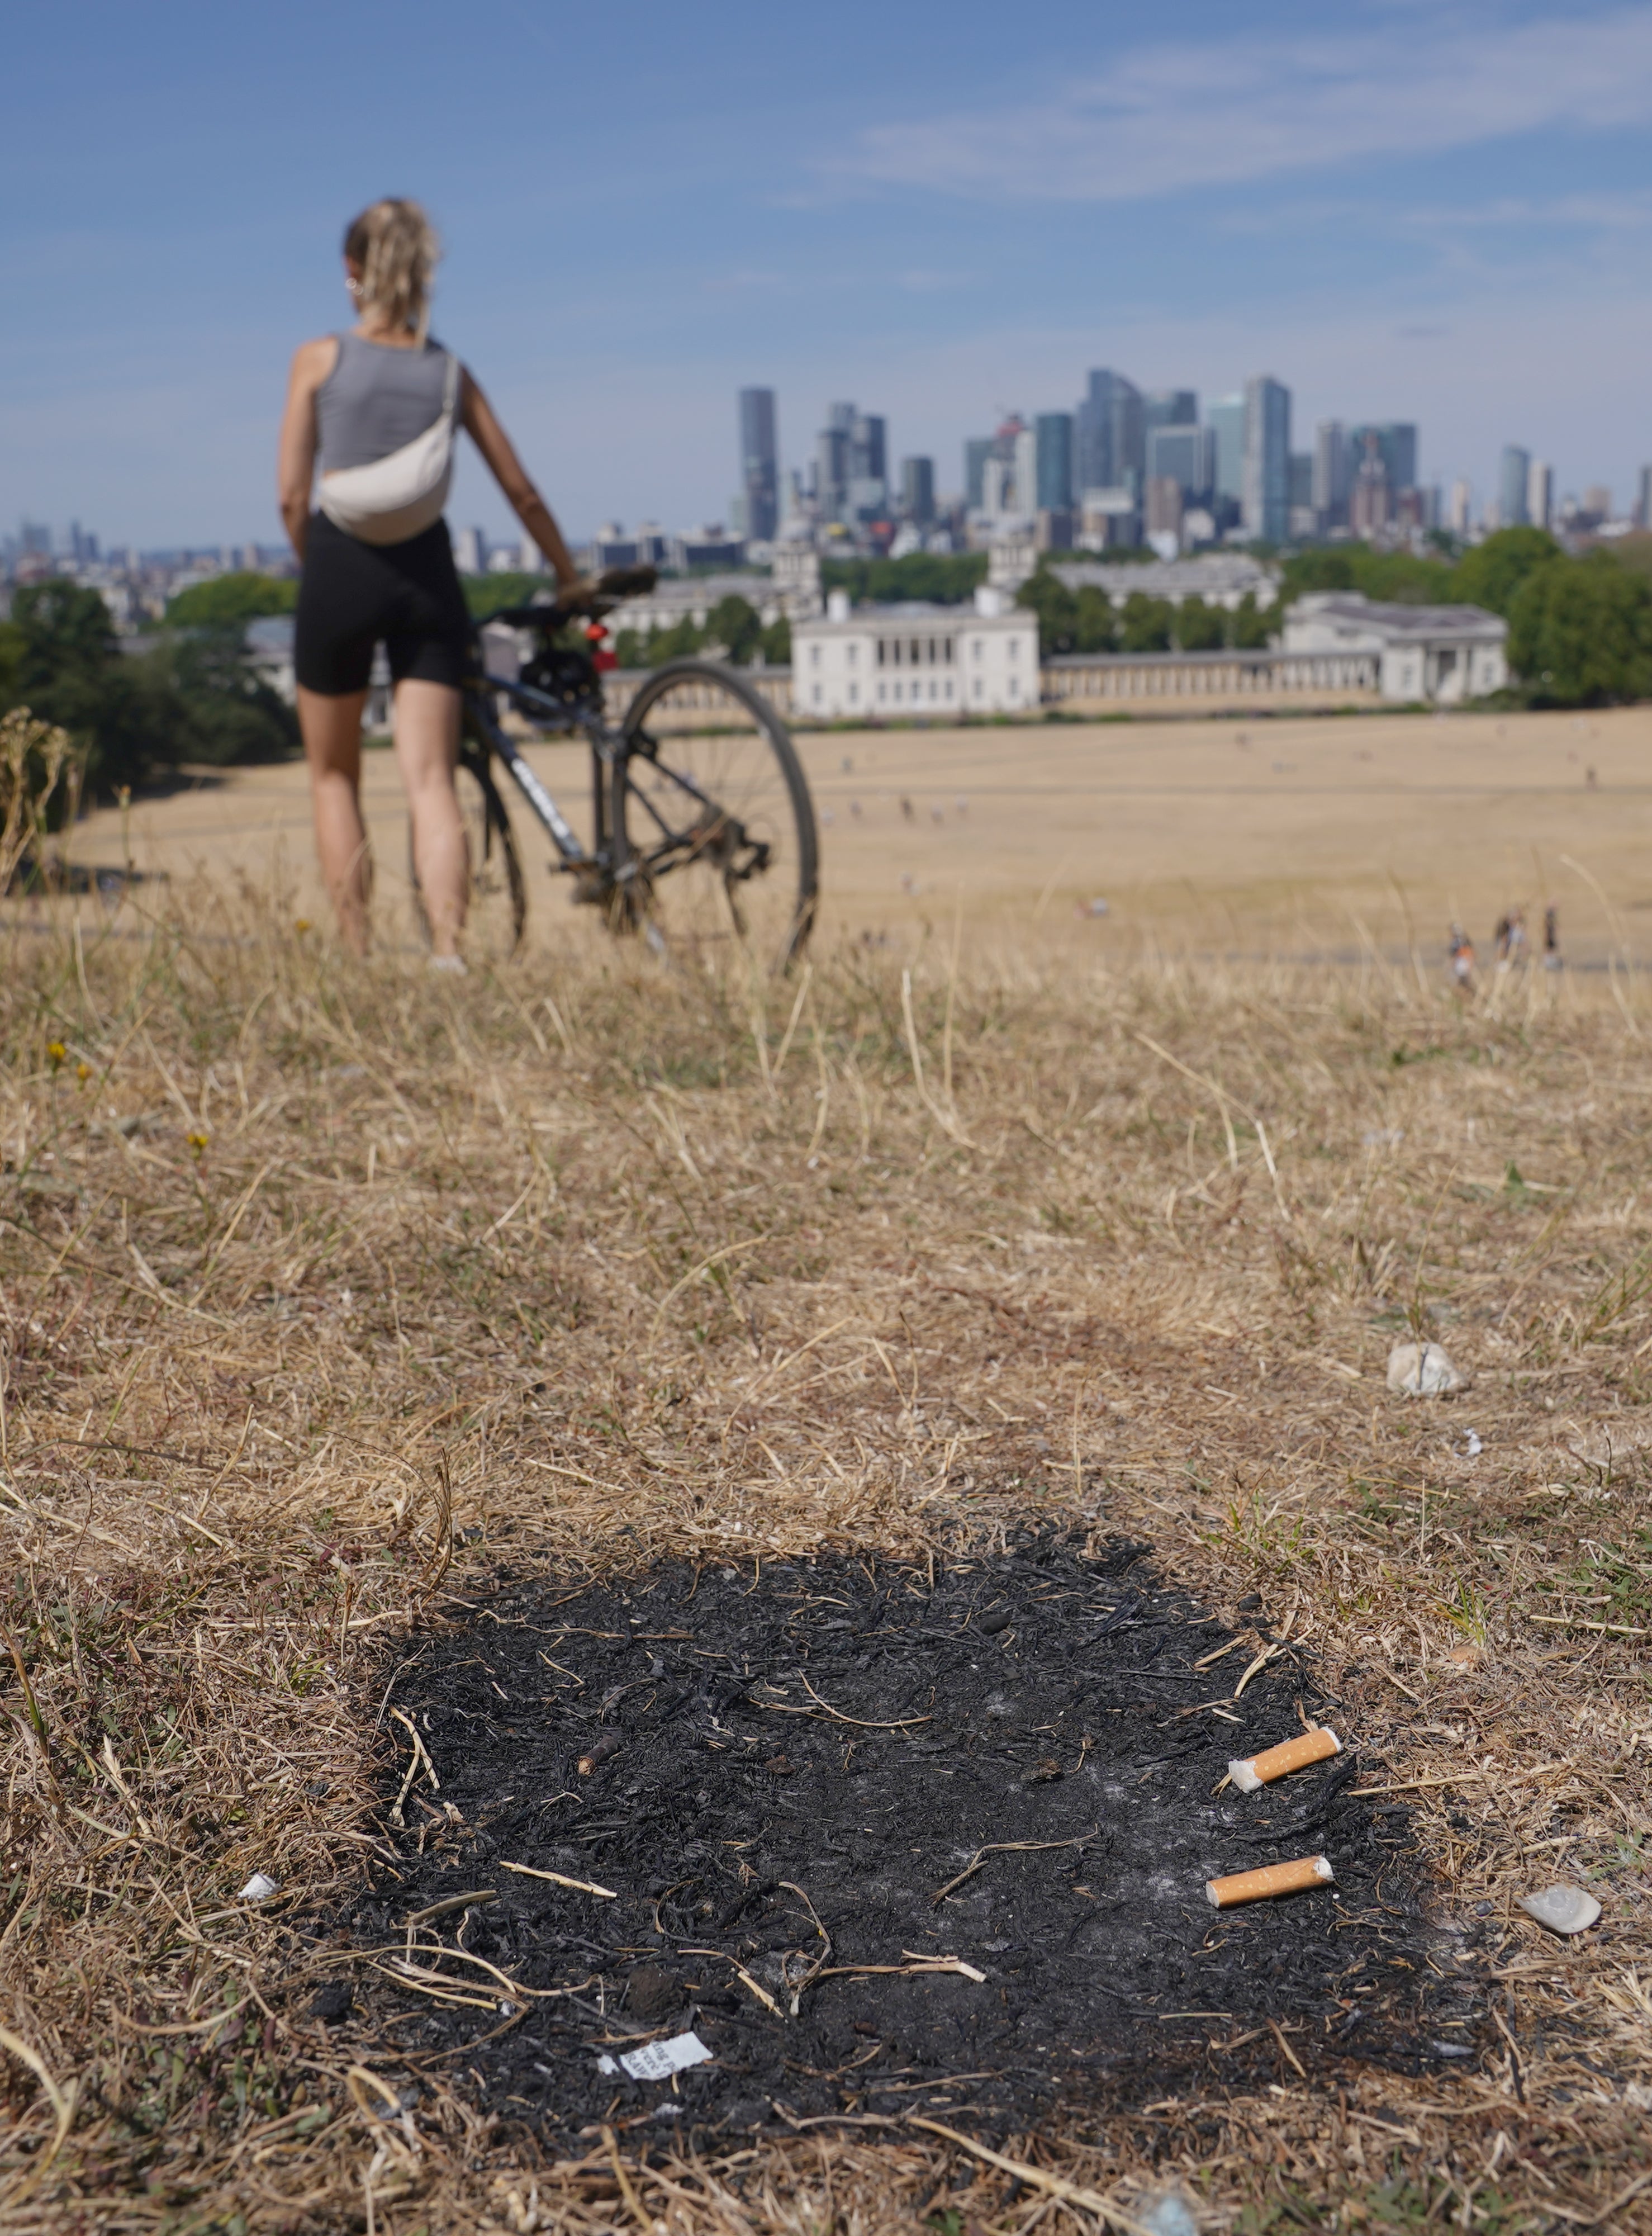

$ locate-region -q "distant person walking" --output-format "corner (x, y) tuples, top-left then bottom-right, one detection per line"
(278, 198), (581, 961)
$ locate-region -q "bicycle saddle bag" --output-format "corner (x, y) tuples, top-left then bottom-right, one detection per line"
(317, 352), (459, 547)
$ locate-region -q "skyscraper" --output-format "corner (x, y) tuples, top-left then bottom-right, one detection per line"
(1242, 376), (1291, 543)
(900, 457), (935, 525)
(964, 438), (994, 510)
(1144, 390), (1197, 434)
(1312, 422), (1351, 528)
(1035, 414), (1074, 511)
(1147, 424), (1213, 496)
(1527, 459), (1554, 532)
(1207, 397), (1245, 510)
(1350, 423), (1418, 500)
(1499, 446), (1531, 528)
(1012, 425), (1037, 516)
(738, 389), (778, 543)
(818, 404), (856, 523)
(1075, 369), (1142, 493)
(1637, 466), (1652, 529)
(847, 413), (888, 519)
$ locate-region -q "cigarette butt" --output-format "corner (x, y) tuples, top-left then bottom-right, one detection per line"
(1228, 1727), (1340, 1794)
(1206, 1854), (1333, 1908)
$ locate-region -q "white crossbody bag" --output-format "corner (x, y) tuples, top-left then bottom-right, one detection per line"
(317, 350), (460, 546)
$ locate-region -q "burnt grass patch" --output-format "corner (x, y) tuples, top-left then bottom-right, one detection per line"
(333, 1530), (1487, 2147)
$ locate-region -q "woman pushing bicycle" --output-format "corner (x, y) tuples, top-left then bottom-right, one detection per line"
(277, 197), (582, 964)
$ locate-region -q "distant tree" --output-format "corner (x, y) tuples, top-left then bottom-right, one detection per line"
(759, 616), (791, 665)
(0, 619), (23, 708)
(1228, 592), (1273, 650)
(1119, 592), (1173, 652)
(821, 552), (988, 606)
(1507, 551), (1652, 704)
(1279, 543), (1455, 607)
(645, 615), (705, 664)
(1172, 595), (1225, 651)
(702, 595), (762, 665)
(1071, 586), (1119, 653)
(1016, 568), (1079, 656)
(1018, 568), (1120, 655)
(143, 628), (300, 764)
(462, 572), (554, 619)
(165, 571), (297, 627)
(1451, 526), (1560, 617)
(3, 581), (298, 792)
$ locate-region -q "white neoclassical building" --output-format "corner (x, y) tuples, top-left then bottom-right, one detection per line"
(790, 586), (1039, 719)
(1280, 592), (1507, 702)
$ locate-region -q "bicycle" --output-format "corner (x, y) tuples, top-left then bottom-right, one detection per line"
(411, 566), (819, 973)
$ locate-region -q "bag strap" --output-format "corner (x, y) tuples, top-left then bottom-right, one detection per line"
(442, 350), (460, 420)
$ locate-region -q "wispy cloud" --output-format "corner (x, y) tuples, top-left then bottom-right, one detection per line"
(833, 8), (1652, 202)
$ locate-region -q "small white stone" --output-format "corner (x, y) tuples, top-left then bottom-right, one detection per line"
(1387, 1341), (1466, 1396)
(1138, 2190), (1199, 2236)
(1519, 1884), (1601, 1935)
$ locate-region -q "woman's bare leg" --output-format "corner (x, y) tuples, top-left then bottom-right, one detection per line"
(298, 685), (372, 954)
(393, 679), (467, 958)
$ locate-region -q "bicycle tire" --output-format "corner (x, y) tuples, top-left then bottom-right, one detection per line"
(609, 659), (818, 973)
(409, 740), (527, 963)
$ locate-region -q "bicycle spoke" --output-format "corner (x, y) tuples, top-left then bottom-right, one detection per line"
(609, 664), (816, 973)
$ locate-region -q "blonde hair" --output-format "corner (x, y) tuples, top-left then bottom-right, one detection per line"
(343, 198), (440, 343)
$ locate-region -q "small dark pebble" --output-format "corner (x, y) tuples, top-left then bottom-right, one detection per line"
(309, 1982), (353, 2024)
(977, 1608), (1015, 1635)
(1237, 1593), (1262, 1612)
(626, 1963), (683, 2022)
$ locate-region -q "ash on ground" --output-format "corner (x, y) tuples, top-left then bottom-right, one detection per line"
(325, 1532), (1486, 2144)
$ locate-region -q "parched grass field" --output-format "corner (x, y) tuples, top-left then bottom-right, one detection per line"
(2, 709), (1652, 2232)
(58, 700), (1652, 961)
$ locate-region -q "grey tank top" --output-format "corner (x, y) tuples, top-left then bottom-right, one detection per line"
(315, 332), (458, 473)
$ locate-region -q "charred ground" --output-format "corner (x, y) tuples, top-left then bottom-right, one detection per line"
(319, 1532), (1488, 2148)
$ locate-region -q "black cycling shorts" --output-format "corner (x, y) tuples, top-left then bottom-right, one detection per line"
(293, 511), (471, 695)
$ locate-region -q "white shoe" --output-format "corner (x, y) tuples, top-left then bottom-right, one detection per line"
(429, 953), (468, 975)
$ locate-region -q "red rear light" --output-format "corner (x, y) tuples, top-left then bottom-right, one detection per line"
(585, 623), (608, 643)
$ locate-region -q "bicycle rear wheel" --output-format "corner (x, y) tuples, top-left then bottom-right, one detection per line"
(609, 659), (818, 973)
(409, 738), (526, 964)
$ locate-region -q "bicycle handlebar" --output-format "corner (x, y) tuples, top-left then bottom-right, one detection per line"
(479, 565), (659, 633)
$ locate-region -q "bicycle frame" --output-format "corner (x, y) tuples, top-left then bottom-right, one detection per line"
(463, 657), (772, 893)
(463, 671), (601, 870)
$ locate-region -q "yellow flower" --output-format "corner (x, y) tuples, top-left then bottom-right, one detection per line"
(76, 1063), (91, 1083)
(295, 918), (312, 935)
(46, 1041), (66, 1068)
(187, 1131), (209, 1157)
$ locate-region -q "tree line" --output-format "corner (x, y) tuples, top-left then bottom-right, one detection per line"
(0, 576), (297, 802)
(1020, 528), (1652, 704)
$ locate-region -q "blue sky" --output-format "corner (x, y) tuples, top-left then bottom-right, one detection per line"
(5, 0), (1652, 548)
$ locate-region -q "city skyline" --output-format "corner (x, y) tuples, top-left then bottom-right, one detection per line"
(6, 2), (1652, 547)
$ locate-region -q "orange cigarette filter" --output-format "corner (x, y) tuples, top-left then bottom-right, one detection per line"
(1228, 1726), (1340, 1794)
(1206, 1853), (1334, 1908)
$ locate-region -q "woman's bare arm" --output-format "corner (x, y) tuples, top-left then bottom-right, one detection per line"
(277, 338), (338, 563)
(461, 372), (582, 588)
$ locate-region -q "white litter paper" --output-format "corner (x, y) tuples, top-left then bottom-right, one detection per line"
(238, 1872), (279, 1903)
(595, 2030), (713, 2082)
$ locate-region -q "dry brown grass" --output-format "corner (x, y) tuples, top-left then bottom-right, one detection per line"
(1, 874), (1650, 2234)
